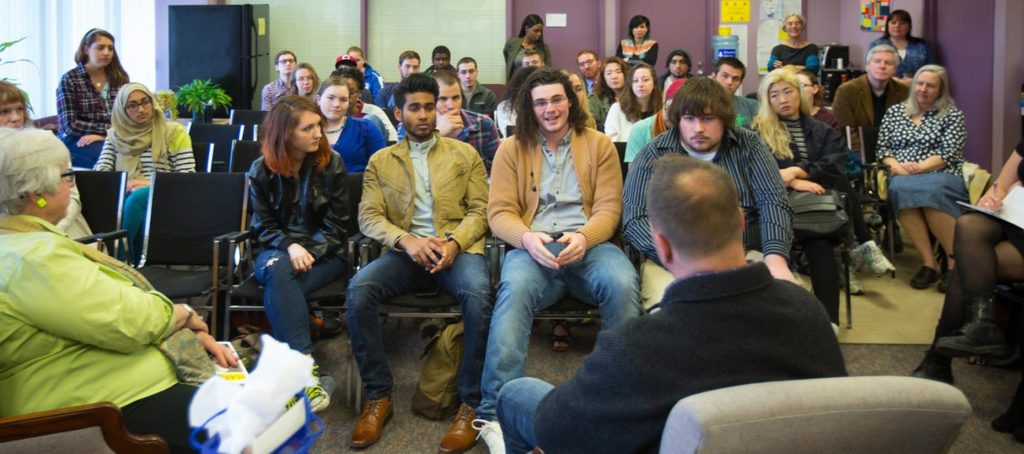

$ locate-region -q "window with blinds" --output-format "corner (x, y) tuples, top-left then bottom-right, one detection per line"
(366, 0), (506, 85)
(228, 0), (360, 86)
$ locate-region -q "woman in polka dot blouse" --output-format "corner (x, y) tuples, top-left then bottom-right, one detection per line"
(878, 64), (967, 291)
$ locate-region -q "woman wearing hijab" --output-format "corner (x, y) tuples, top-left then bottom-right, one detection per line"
(94, 82), (195, 262)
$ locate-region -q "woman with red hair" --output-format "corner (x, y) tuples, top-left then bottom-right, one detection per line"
(247, 95), (350, 412)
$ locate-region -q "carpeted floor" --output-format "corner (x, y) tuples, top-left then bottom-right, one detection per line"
(308, 319), (1024, 453)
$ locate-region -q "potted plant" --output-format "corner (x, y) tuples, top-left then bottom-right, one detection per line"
(176, 79), (232, 123)
(2, 37), (34, 113)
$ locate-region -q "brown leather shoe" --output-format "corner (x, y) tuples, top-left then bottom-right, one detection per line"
(438, 404), (478, 453)
(351, 396), (393, 448)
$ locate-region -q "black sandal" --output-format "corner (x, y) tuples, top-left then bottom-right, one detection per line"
(551, 321), (571, 352)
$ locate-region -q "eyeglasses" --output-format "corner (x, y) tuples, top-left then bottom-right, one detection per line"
(125, 98), (152, 112)
(278, 58), (296, 64)
(60, 169), (76, 183)
(532, 95), (568, 110)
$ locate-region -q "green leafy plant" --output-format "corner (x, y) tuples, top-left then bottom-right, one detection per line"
(0, 37), (31, 83)
(175, 79), (232, 114)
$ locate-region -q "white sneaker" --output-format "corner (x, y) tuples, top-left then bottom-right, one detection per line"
(472, 419), (505, 454)
(859, 240), (895, 275)
(845, 269), (864, 295)
(305, 364), (331, 413)
(848, 242), (866, 271)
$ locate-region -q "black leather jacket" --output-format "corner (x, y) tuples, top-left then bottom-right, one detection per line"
(248, 152), (349, 260)
(775, 114), (848, 184)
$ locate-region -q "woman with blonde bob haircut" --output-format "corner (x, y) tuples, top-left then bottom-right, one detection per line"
(247, 95), (350, 412)
(754, 68), (894, 321)
(878, 64), (967, 291)
(0, 128), (234, 453)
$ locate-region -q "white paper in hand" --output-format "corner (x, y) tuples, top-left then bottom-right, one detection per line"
(189, 335), (316, 454)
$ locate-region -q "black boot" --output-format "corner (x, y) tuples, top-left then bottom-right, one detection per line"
(993, 375), (1024, 433)
(935, 295), (1009, 358)
(911, 348), (954, 384)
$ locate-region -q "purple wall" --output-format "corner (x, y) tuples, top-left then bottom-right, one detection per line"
(620, 0), (709, 76)
(508, 0), (601, 72)
(934, 0), (995, 167)
(806, 0), (924, 71)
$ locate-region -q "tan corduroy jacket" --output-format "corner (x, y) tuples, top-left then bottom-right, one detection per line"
(832, 74), (909, 131)
(358, 134), (489, 254)
(488, 127), (622, 249)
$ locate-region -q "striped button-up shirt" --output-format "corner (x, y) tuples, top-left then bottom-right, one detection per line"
(56, 64), (123, 137)
(622, 127), (793, 264)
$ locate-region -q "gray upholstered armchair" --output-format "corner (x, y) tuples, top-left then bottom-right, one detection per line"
(660, 376), (970, 453)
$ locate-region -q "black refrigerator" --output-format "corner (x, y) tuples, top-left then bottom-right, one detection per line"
(169, 4), (270, 113)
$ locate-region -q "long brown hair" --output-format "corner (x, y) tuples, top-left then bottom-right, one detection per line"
(619, 64), (663, 122)
(73, 28), (129, 87)
(592, 56), (628, 101)
(514, 69), (588, 149)
(260, 96), (333, 176)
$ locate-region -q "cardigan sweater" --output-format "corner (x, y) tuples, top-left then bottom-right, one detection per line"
(488, 127), (622, 250)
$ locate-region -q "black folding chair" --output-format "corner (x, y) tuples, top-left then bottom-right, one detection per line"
(187, 123), (244, 172)
(74, 170), (127, 256)
(192, 141), (213, 173)
(218, 172), (365, 338)
(229, 140), (263, 173)
(229, 109), (267, 141)
(137, 172), (249, 338)
(614, 141), (629, 180)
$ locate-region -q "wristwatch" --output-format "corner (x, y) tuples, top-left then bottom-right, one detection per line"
(182, 304), (196, 327)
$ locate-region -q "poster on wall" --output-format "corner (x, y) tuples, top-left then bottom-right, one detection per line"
(721, 0), (751, 22)
(759, 0), (781, 20)
(756, 20), (780, 74)
(860, 0), (890, 31)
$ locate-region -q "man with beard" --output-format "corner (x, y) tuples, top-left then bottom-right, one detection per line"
(575, 49), (601, 94)
(346, 73), (492, 452)
(623, 76), (796, 309)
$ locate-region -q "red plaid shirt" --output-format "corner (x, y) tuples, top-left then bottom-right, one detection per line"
(56, 64), (124, 137)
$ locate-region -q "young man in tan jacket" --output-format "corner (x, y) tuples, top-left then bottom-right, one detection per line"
(472, 68), (642, 453)
(346, 73), (491, 453)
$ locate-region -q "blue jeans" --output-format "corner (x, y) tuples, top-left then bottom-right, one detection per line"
(254, 249), (346, 354)
(476, 242), (641, 419)
(498, 377), (553, 453)
(122, 186), (150, 264)
(61, 134), (104, 169)
(346, 250), (492, 403)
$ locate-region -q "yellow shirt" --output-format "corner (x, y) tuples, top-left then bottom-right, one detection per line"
(0, 215), (179, 416)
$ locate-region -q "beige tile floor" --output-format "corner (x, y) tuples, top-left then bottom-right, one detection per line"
(800, 242), (947, 345)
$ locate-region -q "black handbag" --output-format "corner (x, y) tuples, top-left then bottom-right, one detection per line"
(788, 189), (849, 239)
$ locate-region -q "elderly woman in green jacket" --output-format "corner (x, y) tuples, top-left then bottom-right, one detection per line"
(0, 128), (234, 453)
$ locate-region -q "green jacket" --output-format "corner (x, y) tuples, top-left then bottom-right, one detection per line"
(0, 215), (178, 417)
(359, 134), (490, 254)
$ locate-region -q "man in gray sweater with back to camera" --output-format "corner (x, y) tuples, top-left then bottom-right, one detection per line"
(495, 155), (848, 454)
